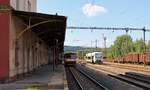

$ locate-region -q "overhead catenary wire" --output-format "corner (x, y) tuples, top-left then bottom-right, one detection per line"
(67, 26), (150, 32)
(67, 26), (148, 65)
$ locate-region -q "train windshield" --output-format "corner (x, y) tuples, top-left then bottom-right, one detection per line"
(64, 53), (77, 59)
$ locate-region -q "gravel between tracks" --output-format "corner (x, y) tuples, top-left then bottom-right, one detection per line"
(103, 62), (150, 74)
(77, 64), (143, 90)
(65, 67), (81, 90)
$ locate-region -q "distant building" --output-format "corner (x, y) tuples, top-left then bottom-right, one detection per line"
(10, 0), (36, 12)
(0, 0), (66, 81)
(0, 0), (36, 12)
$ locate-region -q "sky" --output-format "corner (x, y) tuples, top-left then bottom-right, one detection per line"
(37, 0), (150, 48)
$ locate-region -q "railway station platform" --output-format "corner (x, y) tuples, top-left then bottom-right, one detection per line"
(0, 64), (68, 90)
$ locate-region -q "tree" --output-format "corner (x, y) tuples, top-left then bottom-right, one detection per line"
(147, 40), (150, 52)
(109, 35), (134, 58)
(133, 39), (145, 53)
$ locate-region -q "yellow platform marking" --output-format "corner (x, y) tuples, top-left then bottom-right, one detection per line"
(64, 66), (68, 90)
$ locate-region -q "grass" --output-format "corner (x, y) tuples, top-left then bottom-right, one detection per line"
(26, 85), (37, 90)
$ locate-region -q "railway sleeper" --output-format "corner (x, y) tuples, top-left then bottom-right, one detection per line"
(108, 74), (150, 90)
(121, 74), (150, 84)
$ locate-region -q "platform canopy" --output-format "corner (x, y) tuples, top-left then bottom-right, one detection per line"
(12, 10), (67, 51)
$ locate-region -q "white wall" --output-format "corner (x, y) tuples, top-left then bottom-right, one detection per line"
(10, 0), (37, 12)
(29, 0), (37, 12)
(9, 15), (27, 77)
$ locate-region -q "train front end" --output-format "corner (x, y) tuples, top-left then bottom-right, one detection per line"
(64, 53), (77, 66)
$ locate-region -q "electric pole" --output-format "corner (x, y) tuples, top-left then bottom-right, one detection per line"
(95, 39), (98, 48)
(91, 40), (93, 53)
(143, 27), (146, 65)
(103, 34), (107, 58)
(125, 29), (129, 54)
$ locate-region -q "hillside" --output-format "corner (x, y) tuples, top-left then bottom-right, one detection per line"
(64, 46), (85, 51)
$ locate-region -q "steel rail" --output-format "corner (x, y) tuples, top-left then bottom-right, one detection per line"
(75, 67), (108, 90)
(69, 67), (83, 90)
(104, 64), (150, 84)
(119, 74), (150, 84)
(108, 74), (150, 90)
(87, 64), (150, 90)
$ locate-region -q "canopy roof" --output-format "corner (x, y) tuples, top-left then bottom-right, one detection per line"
(12, 10), (67, 51)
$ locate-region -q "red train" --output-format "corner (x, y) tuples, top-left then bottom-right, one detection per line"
(115, 53), (150, 64)
(64, 52), (77, 66)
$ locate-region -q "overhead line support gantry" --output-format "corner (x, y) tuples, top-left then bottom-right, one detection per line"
(67, 26), (150, 65)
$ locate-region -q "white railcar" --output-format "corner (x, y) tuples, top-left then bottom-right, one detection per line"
(85, 52), (103, 63)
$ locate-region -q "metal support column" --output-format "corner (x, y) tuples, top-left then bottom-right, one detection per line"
(53, 47), (55, 72)
(56, 39), (58, 67)
(95, 39), (97, 48)
(143, 27), (146, 65)
(125, 29), (129, 54)
(103, 34), (107, 58)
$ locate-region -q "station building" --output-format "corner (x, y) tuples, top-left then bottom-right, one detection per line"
(0, 0), (66, 81)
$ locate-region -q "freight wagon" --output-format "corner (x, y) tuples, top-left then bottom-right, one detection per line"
(116, 53), (150, 64)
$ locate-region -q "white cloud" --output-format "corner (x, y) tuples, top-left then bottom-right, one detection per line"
(82, 3), (107, 17)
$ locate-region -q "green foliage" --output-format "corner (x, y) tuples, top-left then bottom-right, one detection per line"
(133, 39), (144, 53)
(108, 35), (150, 60)
(64, 35), (150, 61)
(26, 85), (37, 90)
(147, 41), (150, 52)
(109, 35), (134, 58)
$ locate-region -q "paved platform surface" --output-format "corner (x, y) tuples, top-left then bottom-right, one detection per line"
(0, 64), (67, 90)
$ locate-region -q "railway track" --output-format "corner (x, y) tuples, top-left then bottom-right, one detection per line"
(65, 67), (82, 90)
(86, 64), (150, 90)
(103, 62), (150, 73)
(65, 66), (108, 90)
(120, 72), (150, 84)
